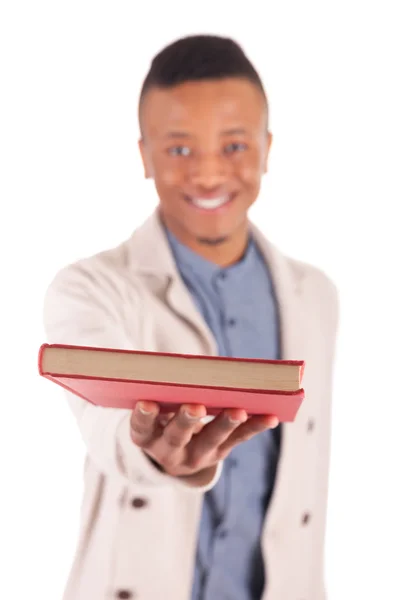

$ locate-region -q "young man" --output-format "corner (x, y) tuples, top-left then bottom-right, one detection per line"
(44, 35), (339, 600)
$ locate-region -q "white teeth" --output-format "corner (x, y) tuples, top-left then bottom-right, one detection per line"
(191, 196), (230, 209)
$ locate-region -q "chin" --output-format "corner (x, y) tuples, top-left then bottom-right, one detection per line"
(196, 235), (229, 247)
(191, 218), (247, 243)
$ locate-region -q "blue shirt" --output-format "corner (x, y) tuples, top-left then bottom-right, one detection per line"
(166, 230), (281, 600)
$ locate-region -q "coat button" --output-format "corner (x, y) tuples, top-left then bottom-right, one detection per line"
(302, 512), (311, 525)
(131, 497), (148, 509)
(307, 419), (315, 432)
(116, 590), (133, 599)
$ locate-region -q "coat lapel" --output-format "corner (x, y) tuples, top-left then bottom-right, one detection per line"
(250, 224), (305, 361)
(126, 211), (217, 356)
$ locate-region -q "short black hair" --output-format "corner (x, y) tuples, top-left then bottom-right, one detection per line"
(139, 35), (268, 132)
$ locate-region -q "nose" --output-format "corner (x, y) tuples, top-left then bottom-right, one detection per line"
(189, 153), (230, 189)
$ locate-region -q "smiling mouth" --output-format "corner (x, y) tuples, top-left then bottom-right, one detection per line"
(184, 194), (235, 211)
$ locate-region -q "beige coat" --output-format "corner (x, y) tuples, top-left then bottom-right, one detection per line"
(43, 211), (339, 600)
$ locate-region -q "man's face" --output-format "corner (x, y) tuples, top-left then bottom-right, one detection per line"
(139, 78), (272, 248)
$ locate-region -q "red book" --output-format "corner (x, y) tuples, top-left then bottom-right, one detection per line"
(38, 343), (305, 422)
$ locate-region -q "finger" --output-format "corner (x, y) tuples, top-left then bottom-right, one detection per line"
(189, 408), (248, 459)
(218, 414), (279, 455)
(193, 420), (206, 434)
(149, 405), (207, 472)
(161, 404), (206, 451)
(130, 401), (160, 447)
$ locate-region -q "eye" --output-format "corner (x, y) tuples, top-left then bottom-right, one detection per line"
(224, 142), (248, 155)
(168, 146), (191, 157)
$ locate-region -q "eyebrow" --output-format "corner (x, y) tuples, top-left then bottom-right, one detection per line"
(164, 131), (191, 139)
(221, 128), (248, 136)
(163, 127), (248, 139)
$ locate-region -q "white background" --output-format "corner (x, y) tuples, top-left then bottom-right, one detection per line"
(1, 1), (399, 599)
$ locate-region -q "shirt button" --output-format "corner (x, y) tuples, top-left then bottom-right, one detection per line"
(131, 497), (148, 509)
(302, 512), (311, 526)
(218, 272), (227, 280)
(227, 318), (236, 326)
(219, 529), (228, 539)
(116, 590), (134, 599)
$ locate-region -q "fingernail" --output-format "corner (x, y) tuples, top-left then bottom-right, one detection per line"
(138, 403), (154, 416)
(228, 411), (247, 425)
(184, 410), (200, 421)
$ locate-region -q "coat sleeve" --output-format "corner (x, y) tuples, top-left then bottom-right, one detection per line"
(43, 260), (221, 491)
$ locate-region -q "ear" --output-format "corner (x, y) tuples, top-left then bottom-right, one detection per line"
(138, 138), (152, 179)
(263, 131), (273, 174)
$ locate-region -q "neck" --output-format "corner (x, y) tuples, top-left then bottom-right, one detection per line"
(193, 232), (249, 267)
(159, 212), (250, 268)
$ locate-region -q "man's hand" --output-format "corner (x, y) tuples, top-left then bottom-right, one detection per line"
(130, 401), (279, 477)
